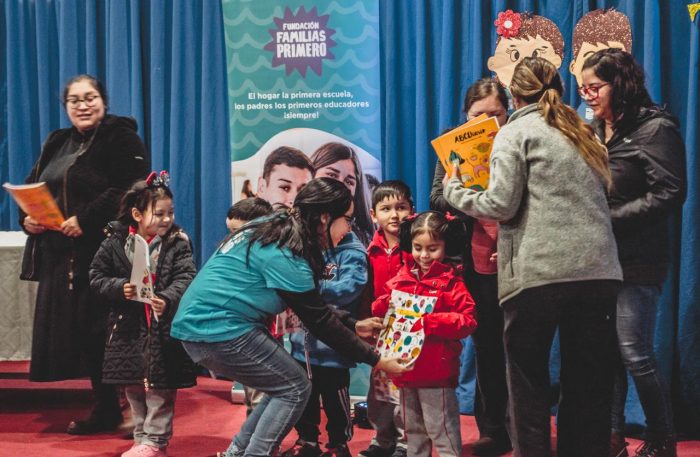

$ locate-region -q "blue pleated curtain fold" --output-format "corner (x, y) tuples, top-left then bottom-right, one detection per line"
(0, 0), (231, 265)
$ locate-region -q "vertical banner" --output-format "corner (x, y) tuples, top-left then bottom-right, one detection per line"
(222, 0), (381, 396)
(222, 0), (381, 210)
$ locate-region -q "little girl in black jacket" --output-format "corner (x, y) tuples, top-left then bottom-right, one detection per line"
(89, 172), (196, 457)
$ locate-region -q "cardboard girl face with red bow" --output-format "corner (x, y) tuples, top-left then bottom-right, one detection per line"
(488, 11), (565, 88)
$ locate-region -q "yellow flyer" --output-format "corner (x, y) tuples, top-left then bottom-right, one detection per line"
(431, 116), (500, 191)
(3, 182), (65, 230)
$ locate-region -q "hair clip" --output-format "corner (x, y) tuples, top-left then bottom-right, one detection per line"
(146, 170), (170, 188)
(287, 207), (301, 218)
(494, 10), (522, 38)
(445, 212), (457, 221)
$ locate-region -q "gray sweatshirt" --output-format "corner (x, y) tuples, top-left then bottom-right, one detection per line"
(444, 103), (622, 303)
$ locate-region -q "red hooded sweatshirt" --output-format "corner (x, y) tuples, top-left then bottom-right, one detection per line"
(372, 260), (476, 388)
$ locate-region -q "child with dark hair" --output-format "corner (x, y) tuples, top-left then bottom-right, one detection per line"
(226, 198), (273, 233)
(359, 180), (415, 457)
(372, 211), (477, 457)
(90, 172), (197, 457)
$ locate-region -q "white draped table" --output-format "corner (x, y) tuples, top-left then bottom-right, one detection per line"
(0, 231), (36, 360)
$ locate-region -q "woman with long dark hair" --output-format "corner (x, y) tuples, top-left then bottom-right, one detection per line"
(443, 57), (623, 457)
(171, 178), (407, 457)
(581, 48), (686, 457)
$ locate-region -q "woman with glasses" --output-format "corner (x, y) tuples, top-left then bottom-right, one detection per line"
(581, 49), (686, 457)
(172, 178), (407, 457)
(20, 74), (149, 435)
(277, 145), (374, 457)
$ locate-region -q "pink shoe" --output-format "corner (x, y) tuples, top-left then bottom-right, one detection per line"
(121, 444), (167, 457)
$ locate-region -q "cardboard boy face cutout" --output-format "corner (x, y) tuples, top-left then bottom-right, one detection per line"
(570, 9), (632, 86)
(488, 11), (565, 88)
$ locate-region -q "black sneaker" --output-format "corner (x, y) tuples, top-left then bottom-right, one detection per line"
(633, 439), (677, 457)
(358, 444), (395, 457)
(280, 441), (322, 457)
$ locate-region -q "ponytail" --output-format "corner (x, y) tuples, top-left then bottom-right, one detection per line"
(511, 57), (612, 188)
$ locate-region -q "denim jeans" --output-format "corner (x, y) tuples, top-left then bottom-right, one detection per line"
(502, 280), (618, 457)
(183, 328), (312, 457)
(611, 284), (675, 440)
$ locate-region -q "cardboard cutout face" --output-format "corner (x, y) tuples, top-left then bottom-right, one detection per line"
(570, 9), (632, 86)
(488, 35), (563, 87)
(488, 11), (564, 88)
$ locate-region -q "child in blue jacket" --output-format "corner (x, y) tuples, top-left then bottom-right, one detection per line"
(281, 231), (369, 457)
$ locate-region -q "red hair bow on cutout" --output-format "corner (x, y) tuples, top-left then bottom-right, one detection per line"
(494, 10), (522, 38)
(146, 170), (170, 188)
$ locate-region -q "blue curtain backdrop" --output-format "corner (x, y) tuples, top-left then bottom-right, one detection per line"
(1, 0), (699, 437)
(380, 0), (700, 436)
(0, 0), (231, 265)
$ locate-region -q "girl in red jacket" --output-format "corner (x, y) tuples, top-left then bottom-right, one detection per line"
(372, 211), (477, 457)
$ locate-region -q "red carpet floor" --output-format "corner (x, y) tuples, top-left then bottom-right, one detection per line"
(1, 361), (698, 457)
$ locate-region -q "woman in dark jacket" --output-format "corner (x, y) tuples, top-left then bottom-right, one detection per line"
(581, 49), (686, 457)
(21, 74), (149, 434)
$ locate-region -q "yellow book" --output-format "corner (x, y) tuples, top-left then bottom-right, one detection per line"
(431, 116), (500, 191)
(3, 182), (65, 230)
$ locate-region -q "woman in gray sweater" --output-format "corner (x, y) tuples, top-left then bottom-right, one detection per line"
(443, 57), (622, 457)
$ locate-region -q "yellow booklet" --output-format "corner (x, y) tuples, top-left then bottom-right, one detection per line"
(431, 115), (500, 191)
(3, 182), (65, 230)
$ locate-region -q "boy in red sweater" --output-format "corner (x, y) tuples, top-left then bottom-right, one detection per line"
(359, 181), (413, 457)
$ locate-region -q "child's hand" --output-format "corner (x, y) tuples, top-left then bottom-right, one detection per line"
(375, 357), (413, 376)
(355, 317), (383, 339)
(123, 283), (137, 299)
(150, 296), (167, 317)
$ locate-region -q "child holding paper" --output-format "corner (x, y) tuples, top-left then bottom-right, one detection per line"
(90, 171), (197, 457)
(372, 211), (477, 457)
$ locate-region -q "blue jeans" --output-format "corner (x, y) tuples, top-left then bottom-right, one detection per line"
(611, 284), (675, 440)
(183, 328), (312, 457)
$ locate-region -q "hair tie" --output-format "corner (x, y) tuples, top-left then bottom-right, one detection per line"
(445, 212), (456, 222)
(405, 213), (419, 222)
(146, 170), (170, 188)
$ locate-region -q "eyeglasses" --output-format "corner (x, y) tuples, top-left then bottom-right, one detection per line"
(578, 83), (609, 99)
(65, 94), (101, 108)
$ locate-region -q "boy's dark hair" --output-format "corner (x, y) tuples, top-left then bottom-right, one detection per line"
(227, 198), (273, 222)
(398, 211), (467, 259)
(262, 146), (314, 181)
(371, 180), (414, 210)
